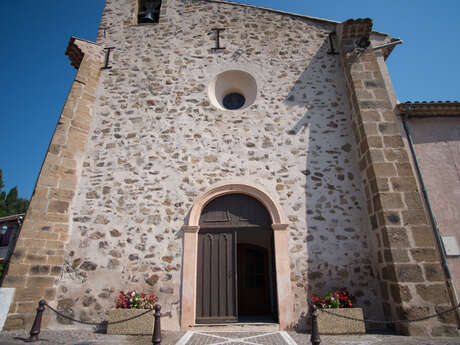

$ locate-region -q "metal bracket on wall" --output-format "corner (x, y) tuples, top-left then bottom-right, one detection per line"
(327, 32), (339, 55)
(210, 28), (226, 51)
(102, 47), (115, 70)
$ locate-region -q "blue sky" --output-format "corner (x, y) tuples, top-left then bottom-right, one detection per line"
(1, 0), (459, 199)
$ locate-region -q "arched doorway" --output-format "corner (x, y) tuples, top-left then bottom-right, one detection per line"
(196, 194), (277, 323)
(180, 183), (293, 330)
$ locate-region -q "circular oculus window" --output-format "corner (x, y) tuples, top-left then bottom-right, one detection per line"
(208, 70), (257, 111)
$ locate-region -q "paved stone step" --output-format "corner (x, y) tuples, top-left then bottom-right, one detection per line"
(175, 331), (297, 345)
(189, 322), (280, 332)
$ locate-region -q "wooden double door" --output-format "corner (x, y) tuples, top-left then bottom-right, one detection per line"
(195, 194), (277, 324)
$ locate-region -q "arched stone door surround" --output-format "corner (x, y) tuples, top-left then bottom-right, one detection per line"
(180, 183), (294, 330)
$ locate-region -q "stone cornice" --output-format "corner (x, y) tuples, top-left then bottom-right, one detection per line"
(66, 36), (104, 69)
(397, 101), (460, 117)
(340, 18), (373, 40)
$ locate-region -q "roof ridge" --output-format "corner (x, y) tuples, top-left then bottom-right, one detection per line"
(205, 0), (339, 24)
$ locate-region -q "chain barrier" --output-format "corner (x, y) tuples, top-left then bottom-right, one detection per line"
(317, 303), (460, 324)
(44, 302), (154, 326)
(26, 300), (162, 344)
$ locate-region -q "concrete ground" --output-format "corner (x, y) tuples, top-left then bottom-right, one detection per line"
(1, 329), (460, 345)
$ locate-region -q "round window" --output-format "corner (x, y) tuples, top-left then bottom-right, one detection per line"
(222, 93), (246, 110)
(208, 70), (257, 111)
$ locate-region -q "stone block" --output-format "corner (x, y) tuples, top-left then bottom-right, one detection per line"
(396, 305), (430, 321)
(360, 110), (381, 122)
(2, 276), (26, 289)
(29, 265), (50, 275)
(2, 315), (24, 331)
(435, 306), (458, 324)
(378, 122), (399, 135)
(370, 177), (390, 192)
(46, 241), (65, 249)
(415, 284), (449, 304)
(402, 210), (428, 225)
(384, 149), (409, 162)
(379, 193), (404, 210)
(25, 253), (47, 264)
(15, 288), (44, 301)
(372, 163), (397, 177)
(410, 248), (438, 262)
(384, 249), (410, 263)
(383, 135), (404, 148)
(47, 255), (65, 265)
(382, 265), (396, 281)
(395, 264), (424, 282)
(391, 177), (418, 192)
(43, 212), (69, 223)
(7, 264), (30, 275)
(366, 136), (383, 149)
(368, 149), (385, 162)
(424, 263), (445, 282)
(50, 188), (75, 201)
(23, 238), (47, 248)
(372, 88), (391, 101)
(382, 227), (409, 248)
(398, 323), (429, 337)
(431, 326), (459, 337)
(389, 284), (412, 303)
(48, 200), (70, 214)
(26, 276), (55, 289)
(380, 281), (389, 300)
(411, 226), (436, 247)
(396, 162), (413, 176)
(377, 210), (401, 226)
(16, 302), (36, 314)
(403, 192), (423, 209)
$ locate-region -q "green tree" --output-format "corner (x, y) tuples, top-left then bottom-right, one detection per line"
(0, 169), (29, 217)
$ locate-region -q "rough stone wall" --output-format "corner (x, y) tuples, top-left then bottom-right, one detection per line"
(337, 19), (458, 336)
(408, 117), (460, 309)
(2, 39), (104, 330)
(46, 0), (383, 330)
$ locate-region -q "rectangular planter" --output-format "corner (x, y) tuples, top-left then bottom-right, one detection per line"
(107, 309), (154, 335)
(317, 308), (366, 335)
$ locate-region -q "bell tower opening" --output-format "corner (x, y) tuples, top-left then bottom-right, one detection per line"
(138, 0), (162, 24)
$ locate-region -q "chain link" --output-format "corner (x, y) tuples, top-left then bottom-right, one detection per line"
(44, 303), (154, 326)
(317, 303), (460, 324)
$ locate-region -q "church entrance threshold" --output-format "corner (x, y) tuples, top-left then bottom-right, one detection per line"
(176, 331), (298, 345)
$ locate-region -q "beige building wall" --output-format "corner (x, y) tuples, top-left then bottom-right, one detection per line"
(408, 117), (460, 301)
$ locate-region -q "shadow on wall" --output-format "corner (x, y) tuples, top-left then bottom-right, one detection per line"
(283, 39), (384, 331)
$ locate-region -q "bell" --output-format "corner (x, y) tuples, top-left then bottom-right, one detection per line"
(142, 2), (157, 22)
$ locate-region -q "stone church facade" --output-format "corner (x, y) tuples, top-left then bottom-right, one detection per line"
(3, 0), (458, 337)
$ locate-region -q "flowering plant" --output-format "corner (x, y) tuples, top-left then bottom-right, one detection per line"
(310, 288), (354, 309)
(115, 290), (158, 309)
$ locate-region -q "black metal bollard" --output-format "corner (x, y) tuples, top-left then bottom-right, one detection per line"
(152, 304), (161, 345)
(310, 305), (321, 345)
(25, 299), (46, 343)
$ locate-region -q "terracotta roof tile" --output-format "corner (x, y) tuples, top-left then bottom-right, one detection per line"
(397, 101), (460, 117)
